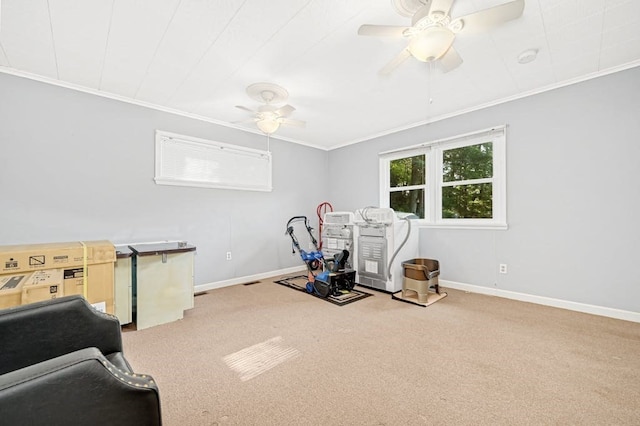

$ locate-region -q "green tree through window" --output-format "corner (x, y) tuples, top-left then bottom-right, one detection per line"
(389, 155), (425, 218)
(442, 143), (493, 219)
(390, 155), (425, 187)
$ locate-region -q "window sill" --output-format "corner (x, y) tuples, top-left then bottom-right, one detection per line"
(417, 222), (508, 230)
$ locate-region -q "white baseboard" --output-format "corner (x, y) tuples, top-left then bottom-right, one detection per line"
(441, 280), (640, 323)
(195, 272), (639, 323)
(195, 266), (306, 293)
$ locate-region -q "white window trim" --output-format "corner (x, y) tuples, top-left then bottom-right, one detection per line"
(155, 130), (272, 192)
(379, 146), (426, 216)
(380, 125), (507, 230)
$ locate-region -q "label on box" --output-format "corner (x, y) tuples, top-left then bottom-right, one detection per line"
(1, 274), (29, 291)
(3, 258), (19, 271)
(53, 255), (70, 264)
(64, 268), (84, 279)
(21, 268), (64, 303)
(28, 255), (46, 266)
(28, 269), (63, 285)
(0, 272), (28, 309)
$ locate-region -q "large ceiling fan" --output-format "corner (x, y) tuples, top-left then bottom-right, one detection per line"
(358, 0), (525, 75)
(235, 83), (306, 135)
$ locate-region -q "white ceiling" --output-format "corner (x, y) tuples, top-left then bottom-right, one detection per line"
(1, 0), (639, 150)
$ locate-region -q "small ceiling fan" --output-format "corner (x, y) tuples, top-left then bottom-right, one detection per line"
(235, 83), (306, 135)
(358, 0), (525, 75)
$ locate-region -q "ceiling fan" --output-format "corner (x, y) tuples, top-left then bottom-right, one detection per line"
(358, 0), (525, 75)
(235, 83), (306, 135)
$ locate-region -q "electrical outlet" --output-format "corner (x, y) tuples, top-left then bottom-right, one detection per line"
(499, 264), (507, 274)
(226, 251), (232, 261)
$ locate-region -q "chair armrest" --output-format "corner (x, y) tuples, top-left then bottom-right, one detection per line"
(0, 295), (123, 375)
(0, 347), (161, 426)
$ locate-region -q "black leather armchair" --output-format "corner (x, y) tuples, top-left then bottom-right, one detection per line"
(0, 295), (161, 425)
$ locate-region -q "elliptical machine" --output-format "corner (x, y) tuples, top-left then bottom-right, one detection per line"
(285, 216), (356, 298)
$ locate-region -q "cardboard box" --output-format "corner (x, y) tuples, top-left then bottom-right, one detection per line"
(0, 241), (116, 314)
(0, 272), (31, 309)
(0, 240), (115, 274)
(62, 263), (114, 314)
(21, 269), (64, 305)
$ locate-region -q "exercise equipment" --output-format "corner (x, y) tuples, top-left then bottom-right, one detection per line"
(285, 216), (356, 298)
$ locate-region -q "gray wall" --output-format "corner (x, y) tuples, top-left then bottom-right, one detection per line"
(2, 66), (639, 313)
(328, 66), (640, 313)
(0, 73), (329, 285)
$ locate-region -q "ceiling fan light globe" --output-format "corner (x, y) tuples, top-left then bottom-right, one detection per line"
(258, 105), (276, 113)
(256, 119), (280, 134)
(259, 110), (277, 119)
(408, 26), (455, 62)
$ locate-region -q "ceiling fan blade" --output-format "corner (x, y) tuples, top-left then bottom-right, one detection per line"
(428, 0), (454, 16)
(438, 46), (463, 73)
(358, 24), (410, 37)
(275, 104), (295, 117)
(452, 0), (524, 33)
(412, 4), (431, 25)
(280, 118), (306, 128)
(393, 0), (429, 17)
(379, 49), (412, 76)
(235, 105), (256, 113)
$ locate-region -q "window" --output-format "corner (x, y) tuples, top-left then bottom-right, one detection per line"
(155, 130), (272, 192)
(380, 126), (506, 228)
(389, 153), (426, 218)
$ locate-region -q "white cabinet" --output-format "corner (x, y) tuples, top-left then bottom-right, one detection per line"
(130, 243), (196, 330)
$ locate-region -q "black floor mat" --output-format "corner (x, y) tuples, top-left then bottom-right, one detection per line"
(274, 275), (372, 306)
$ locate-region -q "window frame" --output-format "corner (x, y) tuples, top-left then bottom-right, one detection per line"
(383, 147), (429, 220)
(155, 130), (272, 192)
(379, 126), (507, 229)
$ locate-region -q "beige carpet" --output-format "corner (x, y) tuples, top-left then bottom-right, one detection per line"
(122, 279), (640, 425)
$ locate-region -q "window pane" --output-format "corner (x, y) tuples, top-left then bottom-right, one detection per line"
(390, 155), (425, 187)
(442, 183), (492, 219)
(390, 189), (424, 218)
(443, 143), (492, 182)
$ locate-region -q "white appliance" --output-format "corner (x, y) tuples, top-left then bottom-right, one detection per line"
(322, 211), (357, 271)
(353, 207), (418, 293)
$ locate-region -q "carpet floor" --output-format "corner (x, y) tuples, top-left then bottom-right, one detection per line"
(122, 277), (640, 425)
